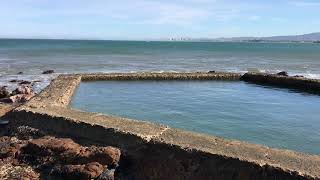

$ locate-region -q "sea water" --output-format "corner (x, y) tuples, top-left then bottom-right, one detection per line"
(71, 81), (320, 155)
(1, 39), (320, 91)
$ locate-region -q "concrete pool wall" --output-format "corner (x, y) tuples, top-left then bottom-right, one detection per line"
(6, 72), (320, 180)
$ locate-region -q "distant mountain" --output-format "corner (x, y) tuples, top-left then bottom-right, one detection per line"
(215, 32), (320, 42)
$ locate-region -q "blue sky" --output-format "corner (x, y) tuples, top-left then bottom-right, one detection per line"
(0, 0), (319, 39)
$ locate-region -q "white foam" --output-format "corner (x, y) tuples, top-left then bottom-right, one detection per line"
(296, 73), (320, 79)
(0, 74), (58, 93)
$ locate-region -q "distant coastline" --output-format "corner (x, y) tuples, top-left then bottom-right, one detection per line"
(1, 32), (320, 43)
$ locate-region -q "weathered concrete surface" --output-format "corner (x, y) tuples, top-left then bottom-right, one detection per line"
(24, 74), (81, 108)
(80, 72), (242, 81)
(6, 72), (320, 179)
(241, 72), (320, 93)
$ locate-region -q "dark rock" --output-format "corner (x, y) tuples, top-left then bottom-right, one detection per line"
(17, 72), (23, 74)
(9, 79), (23, 83)
(12, 126), (45, 140)
(19, 81), (32, 85)
(0, 136), (24, 160)
(42, 70), (55, 74)
(51, 162), (104, 180)
(0, 98), (11, 103)
(208, 71), (216, 73)
(0, 86), (10, 99)
(277, 71), (288, 76)
(98, 169), (115, 180)
(294, 75), (304, 78)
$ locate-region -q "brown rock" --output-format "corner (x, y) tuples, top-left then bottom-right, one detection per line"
(23, 136), (82, 157)
(4, 94), (34, 103)
(0, 136), (25, 162)
(51, 162), (104, 180)
(42, 70), (54, 74)
(75, 146), (121, 166)
(0, 86), (10, 99)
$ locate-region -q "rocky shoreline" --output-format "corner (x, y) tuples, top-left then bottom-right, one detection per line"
(0, 125), (121, 179)
(0, 103), (122, 180)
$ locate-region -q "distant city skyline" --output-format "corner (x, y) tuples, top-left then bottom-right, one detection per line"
(0, 0), (319, 40)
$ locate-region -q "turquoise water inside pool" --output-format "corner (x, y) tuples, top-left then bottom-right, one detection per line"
(71, 81), (320, 155)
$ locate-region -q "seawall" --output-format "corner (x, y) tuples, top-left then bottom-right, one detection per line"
(241, 72), (320, 93)
(6, 72), (320, 180)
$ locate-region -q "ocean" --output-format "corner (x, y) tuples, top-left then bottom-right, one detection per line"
(1, 39), (320, 91)
(1, 39), (320, 154)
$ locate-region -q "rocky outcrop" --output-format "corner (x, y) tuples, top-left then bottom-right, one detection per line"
(42, 70), (55, 74)
(5, 94), (34, 103)
(277, 71), (288, 76)
(19, 81), (32, 85)
(11, 85), (34, 96)
(0, 87), (9, 99)
(0, 85), (37, 103)
(51, 162), (104, 179)
(0, 134), (121, 180)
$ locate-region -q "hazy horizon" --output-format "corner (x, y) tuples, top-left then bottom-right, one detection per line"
(1, 0), (320, 40)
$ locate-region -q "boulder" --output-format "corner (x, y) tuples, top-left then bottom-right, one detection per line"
(75, 146), (121, 166)
(51, 162), (105, 180)
(17, 72), (23, 74)
(42, 70), (55, 74)
(208, 71), (216, 73)
(22, 136), (82, 157)
(0, 86), (10, 99)
(277, 71), (288, 76)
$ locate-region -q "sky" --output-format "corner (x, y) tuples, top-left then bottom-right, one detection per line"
(0, 0), (319, 40)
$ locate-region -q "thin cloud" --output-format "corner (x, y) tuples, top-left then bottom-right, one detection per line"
(289, 1), (320, 7)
